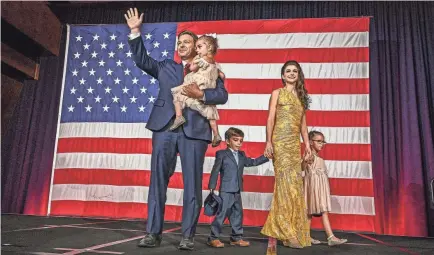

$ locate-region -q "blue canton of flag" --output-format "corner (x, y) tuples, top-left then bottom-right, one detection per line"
(61, 23), (178, 123)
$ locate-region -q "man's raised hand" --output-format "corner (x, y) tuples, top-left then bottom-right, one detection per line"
(124, 8), (144, 34)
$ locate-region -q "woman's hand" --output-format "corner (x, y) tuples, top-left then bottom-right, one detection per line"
(303, 145), (312, 161)
(264, 142), (274, 159)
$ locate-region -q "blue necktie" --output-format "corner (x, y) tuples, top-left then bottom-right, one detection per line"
(233, 151), (239, 165)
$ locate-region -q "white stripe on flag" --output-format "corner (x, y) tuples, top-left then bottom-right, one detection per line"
(218, 63), (369, 79)
(50, 184), (375, 215)
(58, 123), (370, 144)
(192, 32), (369, 49)
(218, 94), (370, 111)
(55, 153), (373, 179)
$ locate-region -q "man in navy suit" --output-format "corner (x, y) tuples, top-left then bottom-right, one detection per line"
(125, 8), (228, 250)
(207, 127), (269, 248)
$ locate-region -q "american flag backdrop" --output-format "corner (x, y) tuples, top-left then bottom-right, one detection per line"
(48, 17), (374, 232)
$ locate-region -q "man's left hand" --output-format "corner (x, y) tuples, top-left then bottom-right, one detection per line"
(182, 83), (204, 100)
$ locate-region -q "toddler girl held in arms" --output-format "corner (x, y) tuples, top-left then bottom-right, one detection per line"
(170, 35), (222, 147)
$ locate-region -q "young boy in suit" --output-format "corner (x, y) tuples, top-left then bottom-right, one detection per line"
(207, 127), (269, 248)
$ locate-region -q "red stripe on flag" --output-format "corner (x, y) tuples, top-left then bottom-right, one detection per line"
(49, 200), (375, 232)
(53, 169), (374, 197)
(218, 110), (370, 127)
(215, 48), (369, 63)
(328, 178), (374, 197)
(177, 18), (370, 34)
(225, 79), (369, 94)
(57, 138), (372, 161)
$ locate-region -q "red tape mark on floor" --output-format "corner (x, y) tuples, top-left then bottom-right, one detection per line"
(356, 233), (420, 255)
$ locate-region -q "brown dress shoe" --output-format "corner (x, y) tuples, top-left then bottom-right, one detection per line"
(207, 239), (224, 248)
(230, 239), (250, 247)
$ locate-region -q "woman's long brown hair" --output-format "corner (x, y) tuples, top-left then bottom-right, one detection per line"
(280, 60), (311, 110)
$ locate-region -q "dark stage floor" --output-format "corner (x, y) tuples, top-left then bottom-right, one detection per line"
(1, 215), (433, 255)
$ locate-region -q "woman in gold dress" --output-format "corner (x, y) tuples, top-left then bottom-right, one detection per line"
(261, 60), (312, 254)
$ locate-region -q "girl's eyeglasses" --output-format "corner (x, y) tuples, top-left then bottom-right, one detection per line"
(312, 140), (327, 144)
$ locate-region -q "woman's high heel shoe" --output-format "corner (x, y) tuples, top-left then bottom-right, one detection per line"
(266, 237), (277, 255)
(266, 245), (277, 255)
(282, 238), (303, 249)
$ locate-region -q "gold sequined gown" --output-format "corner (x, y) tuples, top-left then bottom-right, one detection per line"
(260, 88), (311, 247)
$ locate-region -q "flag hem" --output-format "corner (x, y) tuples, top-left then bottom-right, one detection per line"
(47, 24), (71, 215)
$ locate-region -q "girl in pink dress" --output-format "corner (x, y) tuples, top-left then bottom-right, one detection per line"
(303, 130), (348, 246)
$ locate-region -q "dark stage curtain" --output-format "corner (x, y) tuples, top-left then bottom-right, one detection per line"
(2, 1), (433, 237)
(1, 28), (67, 215)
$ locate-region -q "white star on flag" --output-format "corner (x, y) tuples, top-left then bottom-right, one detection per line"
(153, 41), (160, 48)
(81, 60), (88, 67)
(145, 33), (152, 40)
(91, 51), (98, 58)
(85, 105), (92, 112)
(87, 87), (94, 94)
(68, 105), (75, 112)
(116, 60), (123, 66)
(112, 96), (120, 103)
(99, 60), (105, 66)
(148, 96), (156, 103)
(94, 95), (102, 103)
(132, 77), (139, 84)
(126, 51), (132, 57)
(106, 69), (113, 75)
(72, 69), (78, 76)
(140, 87), (147, 93)
(89, 69), (96, 76)
(100, 42), (107, 49)
(103, 105), (110, 112)
(130, 96), (137, 103)
(74, 52), (80, 58)
(114, 77), (121, 84)
(79, 78), (86, 85)
(75, 35), (82, 41)
(150, 77), (157, 84)
(104, 87), (112, 94)
(93, 34), (99, 41)
(83, 43), (90, 50)
(77, 96), (84, 103)
(110, 34), (117, 40)
(138, 105), (145, 112)
(118, 42), (125, 49)
(162, 50), (168, 57)
(124, 69), (131, 75)
(96, 77), (103, 84)
(122, 86), (129, 94)
(163, 32), (170, 39)
(108, 51), (115, 58)
(120, 105), (128, 112)
(70, 87), (77, 94)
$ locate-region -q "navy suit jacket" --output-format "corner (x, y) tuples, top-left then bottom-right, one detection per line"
(208, 149), (269, 193)
(128, 36), (228, 142)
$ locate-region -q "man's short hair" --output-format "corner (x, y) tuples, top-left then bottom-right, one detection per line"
(224, 127), (245, 140)
(177, 30), (199, 43)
